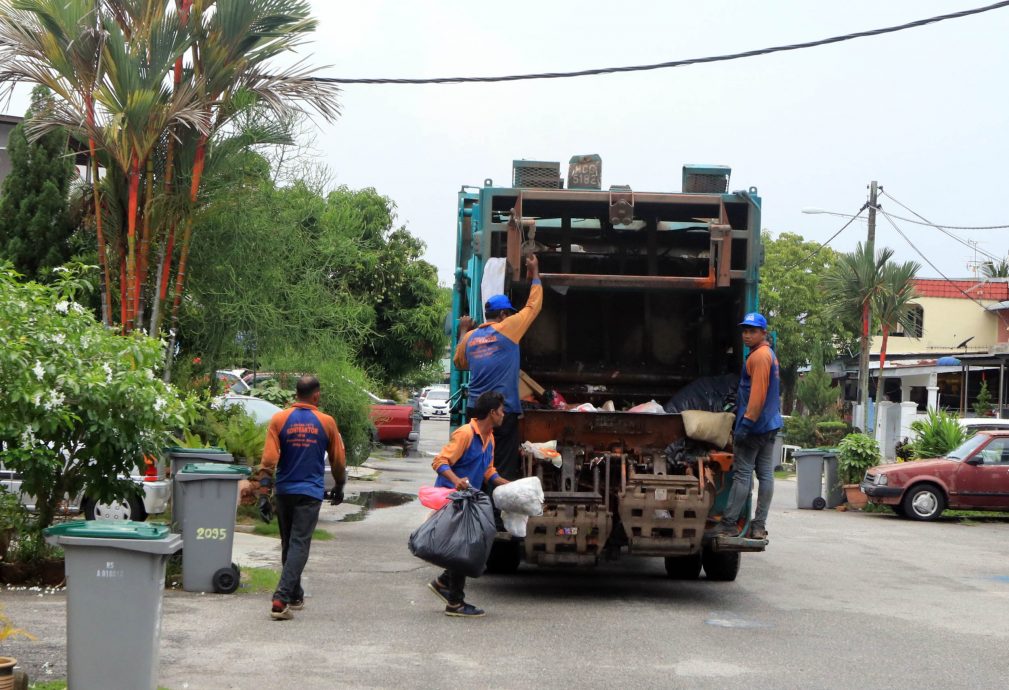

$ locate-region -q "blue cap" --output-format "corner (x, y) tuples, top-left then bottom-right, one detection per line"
(485, 295), (515, 313)
(739, 312), (768, 329)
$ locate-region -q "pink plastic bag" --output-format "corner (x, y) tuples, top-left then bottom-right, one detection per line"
(418, 486), (454, 510)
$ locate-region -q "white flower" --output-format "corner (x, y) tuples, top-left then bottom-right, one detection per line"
(20, 426), (36, 447)
(52, 266), (68, 273)
(70, 302), (85, 314)
(153, 397), (166, 412)
(144, 369), (154, 380)
(43, 390), (65, 411)
(102, 363), (113, 383)
(54, 301), (69, 314)
(32, 361), (45, 380)
(31, 392), (42, 406)
(51, 333), (65, 345)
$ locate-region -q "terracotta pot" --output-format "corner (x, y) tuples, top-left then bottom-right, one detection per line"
(0, 656), (16, 690)
(843, 483), (868, 509)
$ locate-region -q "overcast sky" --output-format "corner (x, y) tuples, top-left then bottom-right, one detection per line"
(8, 0), (1008, 285)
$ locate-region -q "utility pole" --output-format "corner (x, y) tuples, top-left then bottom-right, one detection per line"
(858, 181), (878, 432)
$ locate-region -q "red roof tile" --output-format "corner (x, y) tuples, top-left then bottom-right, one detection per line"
(913, 278), (1009, 301)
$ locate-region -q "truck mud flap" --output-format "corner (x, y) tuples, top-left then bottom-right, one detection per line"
(708, 535), (768, 553)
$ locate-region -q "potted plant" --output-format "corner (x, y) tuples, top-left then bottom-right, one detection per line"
(836, 433), (881, 508)
(1, 603), (36, 689)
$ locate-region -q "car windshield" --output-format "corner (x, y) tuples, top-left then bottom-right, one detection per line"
(223, 397), (281, 425)
(427, 389), (449, 401)
(947, 433), (986, 460)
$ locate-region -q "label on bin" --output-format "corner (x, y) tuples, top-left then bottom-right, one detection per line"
(97, 560), (124, 579)
(195, 527), (229, 541)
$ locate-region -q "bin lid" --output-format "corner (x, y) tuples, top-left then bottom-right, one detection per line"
(165, 446), (231, 455)
(43, 520), (171, 540)
(179, 462), (252, 476)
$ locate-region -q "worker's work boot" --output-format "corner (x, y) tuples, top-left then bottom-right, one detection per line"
(749, 524), (768, 540)
(704, 522), (739, 539)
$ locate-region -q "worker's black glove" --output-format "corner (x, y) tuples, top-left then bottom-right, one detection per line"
(733, 418), (754, 448)
(330, 483), (345, 506)
(258, 494), (273, 523)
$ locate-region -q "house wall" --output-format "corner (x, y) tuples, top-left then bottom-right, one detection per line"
(0, 120), (15, 185)
(871, 296), (999, 355)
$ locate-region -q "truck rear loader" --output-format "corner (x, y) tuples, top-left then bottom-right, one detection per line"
(450, 157), (770, 581)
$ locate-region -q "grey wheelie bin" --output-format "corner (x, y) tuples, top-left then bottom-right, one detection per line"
(43, 520), (182, 690)
(794, 448), (843, 509)
(166, 446), (234, 531)
(175, 462), (251, 594)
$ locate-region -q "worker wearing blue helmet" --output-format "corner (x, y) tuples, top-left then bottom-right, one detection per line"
(709, 311), (782, 541)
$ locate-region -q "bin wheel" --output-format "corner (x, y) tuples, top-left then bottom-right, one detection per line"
(213, 565), (240, 594)
(812, 497), (827, 510)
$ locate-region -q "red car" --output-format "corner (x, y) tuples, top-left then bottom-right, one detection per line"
(365, 389), (421, 446)
(861, 430), (1009, 520)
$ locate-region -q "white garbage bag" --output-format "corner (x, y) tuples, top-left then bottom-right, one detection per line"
(493, 477), (545, 516)
(501, 511), (530, 538)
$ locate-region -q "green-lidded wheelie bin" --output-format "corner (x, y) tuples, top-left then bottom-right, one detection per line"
(43, 521), (182, 690)
(794, 448), (827, 509)
(165, 446), (235, 531)
(175, 462), (251, 594)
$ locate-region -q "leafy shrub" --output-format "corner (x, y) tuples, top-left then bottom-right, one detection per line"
(909, 408), (970, 459)
(784, 415), (817, 447)
(0, 485), (28, 561)
(973, 379), (993, 417)
(252, 379), (294, 406)
(796, 357), (838, 416)
(837, 433), (881, 484)
(0, 263), (195, 531)
(213, 412), (267, 464)
(814, 420), (850, 447)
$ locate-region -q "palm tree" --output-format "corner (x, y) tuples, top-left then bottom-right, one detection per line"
(981, 258), (1009, 279)
(824, 242), (892, 431)
(872, 259), (921, 426)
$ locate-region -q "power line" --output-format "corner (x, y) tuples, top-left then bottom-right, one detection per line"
(880, 191), (1009, 230)
(314, 1), (1009, 85)
(879, 210), (1009, 328)
(783, 204), (868, 271)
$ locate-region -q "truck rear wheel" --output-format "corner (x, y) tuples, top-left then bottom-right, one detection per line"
(702, 547), (740, 582)
(485, 540), (521, 575)
(664, 553), (702, 580)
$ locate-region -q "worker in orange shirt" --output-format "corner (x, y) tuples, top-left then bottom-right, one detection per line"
(454, 254), (542, 481)
(709, 313), (782, 541)
(257, 375), (345, 620)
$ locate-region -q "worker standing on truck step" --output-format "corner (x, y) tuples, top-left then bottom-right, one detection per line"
(454, 253), (542, 481)
(708, 312), (782, 541)
(428, 391), (511, 617)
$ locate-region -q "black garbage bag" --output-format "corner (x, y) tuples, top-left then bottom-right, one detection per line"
(664, 374), (739, 413)
(408, 488), (496, 578)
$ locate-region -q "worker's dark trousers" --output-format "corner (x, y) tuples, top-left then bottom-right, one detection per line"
(467, 409), (522, 480)
(273, 493), (322, 604)
(439, 569), (467, 606)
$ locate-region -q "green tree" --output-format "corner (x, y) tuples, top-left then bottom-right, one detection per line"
(873, 258), (920, 416)
(796, 353), (837, 417)
(0, 263), (193, 535)
(981, 258), (1009, 278)
(760, 232), (854, 413)
(824, 242), (892, 431)
(973, 379), (993, 417)
(0, 86), (76, 280)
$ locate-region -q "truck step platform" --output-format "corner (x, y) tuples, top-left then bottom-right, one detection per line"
(709, 535), (768, 553)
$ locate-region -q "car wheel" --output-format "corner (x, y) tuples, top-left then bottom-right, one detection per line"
(664, 553), (702, 580)
(83, 494), (147, 522)
(901, 484), (946, 521)
(702, 546), (741, 582)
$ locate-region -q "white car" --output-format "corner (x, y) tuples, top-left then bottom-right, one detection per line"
(959, 417), (1009, 433)
(420, 387), (451, 419)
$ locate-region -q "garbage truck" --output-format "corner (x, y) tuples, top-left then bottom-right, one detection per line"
(449, 156), (768, 581)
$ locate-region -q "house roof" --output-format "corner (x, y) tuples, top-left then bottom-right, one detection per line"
(0, 114), (21, 126)
(913, 278), (1009, 301)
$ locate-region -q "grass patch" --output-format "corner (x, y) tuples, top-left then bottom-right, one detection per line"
(773, 470), (795, 480)
(239, 566), (280, 594)
(250, 521), (333, 541)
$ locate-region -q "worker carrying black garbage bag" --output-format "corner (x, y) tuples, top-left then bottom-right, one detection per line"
(454, 254), (542, 481)
(707, 313), (782, 541)
(418, 391), (510, 617)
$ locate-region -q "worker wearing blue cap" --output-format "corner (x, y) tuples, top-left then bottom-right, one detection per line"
(454, 254), (542, 480)
(709, 311), (782, 541)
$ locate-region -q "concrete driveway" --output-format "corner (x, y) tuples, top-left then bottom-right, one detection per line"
(5, 419), (1009, 688)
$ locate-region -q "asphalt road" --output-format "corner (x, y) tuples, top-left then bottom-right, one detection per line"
(5, 417), (1009, 689)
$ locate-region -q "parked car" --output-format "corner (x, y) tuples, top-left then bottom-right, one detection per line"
(366, 390), (421, 445)
(217, 394), (282, 425)
(862, 430), (1009, 520)
(420, 386), (451, 419)
(215, 368), (252, 394)
(1, 455), (169, 522)
(959, 417), (1009, 433)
